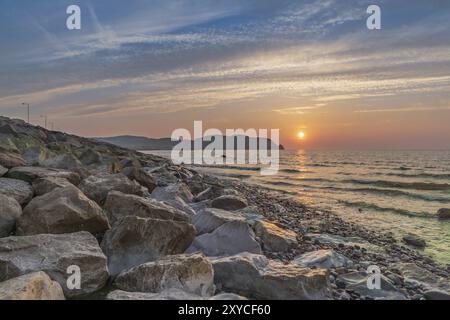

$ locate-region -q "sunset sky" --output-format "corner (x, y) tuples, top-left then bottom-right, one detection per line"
(1, 0), (450, 149)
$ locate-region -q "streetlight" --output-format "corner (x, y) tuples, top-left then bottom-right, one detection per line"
(49, 122), (54, 131)
(21, 103), (30, 123)
(40, 114), (48, 129)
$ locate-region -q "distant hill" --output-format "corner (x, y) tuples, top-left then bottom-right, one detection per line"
(97, 135), (285, 151)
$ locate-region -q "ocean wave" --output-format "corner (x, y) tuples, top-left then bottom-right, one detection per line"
(338, 200), (434, 218)
(343, 179), (450, 191)
(330, 187), (450, 203)
(381, 172), (450, 180)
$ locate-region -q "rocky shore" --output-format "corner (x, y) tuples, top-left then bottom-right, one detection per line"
(0, 116), (449, 300)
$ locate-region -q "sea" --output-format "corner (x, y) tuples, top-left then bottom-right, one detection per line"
(142, 150), (450, 266)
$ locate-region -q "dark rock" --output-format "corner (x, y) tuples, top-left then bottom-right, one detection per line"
(0, 178), (34, 205)
(402, 234), (426, 248)
(101, 216), (196, 275)
(211, 195), (248, 211)
(6, 166), (81, 185)
(79, 173), (143, 204)
(423, 290), (450, 300)
(32, 176), (74, 196)
(437, 208), (450, 220)
(0, 195), (22, 237)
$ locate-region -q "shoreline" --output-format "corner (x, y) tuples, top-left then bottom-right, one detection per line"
(1, 116), (449, 300)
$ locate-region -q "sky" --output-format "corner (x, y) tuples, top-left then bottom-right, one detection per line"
(1, 0), (450, 149)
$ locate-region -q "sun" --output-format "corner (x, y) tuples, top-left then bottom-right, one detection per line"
(297, 131), (305, 140)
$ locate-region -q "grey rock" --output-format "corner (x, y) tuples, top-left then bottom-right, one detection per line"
(393, 262), (450, 293)
(192, 208), (245, 235)
(402, 234), (426, 248)
(16, 185), (110, 236)
(104, 191), (190, 225)
(423, 290), (450, 300)
(209, 293), (248, 300)
(294, 250), (353, 269)
(0, 232), (109, 298)
(79, 149), (102, 166)
(79, 173), (143, 204)
(6, 166), (81, 185)
(0, 177), (33, 205)
(211, 195), (248, 211)
(151, 183), (194, 203)
(437, 208), (450, 220)
(0, 195), (22, 238)
(115, 254), (214, 296)
(212, 253), (331, 300)
(106, 289), (202, 300)
(121, 166), (156, 192)
(0, 150), (26, 168)
(336, 271), (407, 300)
(187, 221), (262, 257)
(0, 165), (7, 177)
(32, 176), (74, 196)
(101, 216), (196, 275)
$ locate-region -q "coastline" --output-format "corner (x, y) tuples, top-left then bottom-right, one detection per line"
(0, 116), (449, 300)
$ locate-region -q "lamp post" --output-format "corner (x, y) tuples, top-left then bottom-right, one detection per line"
(21, 103), (30, 123)
(40, 114), (48, 129)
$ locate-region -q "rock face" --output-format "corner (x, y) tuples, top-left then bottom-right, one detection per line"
(107, 289), (203, 300)
(32, 176), (74, 196)
(101, 216), (196, 275)
(79, 149), (101, 166)
(115, 254), (215, 296)
(107, 289), (247, 300)
(423, 290), (450, 300)
(437, 208), (450, 220)
(16, 185), (110, 237)
(40, 154), (85, 174)
(212, 253), (330, 300)
(336, 271), (406, 300)
(0, 195), (22, 238)
(0, 272), (65, 300)
(152, 183), (194, 203)
(211, 195), (248, 211)
(79, 173), (143, 204)
(103, 191), (190, 225)
(6, 166), (81, 185)
(294, 250), (353, 269)
(192, 208), (246, 235)
(121, 166), (156, 192)
(402, 234), (426, 248)
(253, 220), (297, 252)
(0, 150), (26, 168)
(0, 165), (7, 177)
(151, 183), (196, 216)
(393, 262), (450, 293)
(0, 232), (109, 298)
(187, 221), (262, 257)
(0, 178), (34, 205)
